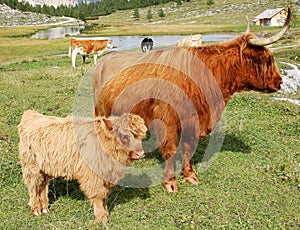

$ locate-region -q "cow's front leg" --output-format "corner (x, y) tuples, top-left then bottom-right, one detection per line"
(162, 153), (178, 192)
(181, 135), (199, 185)
(71, 50), (78, 68)
(160, 130), (179, 192)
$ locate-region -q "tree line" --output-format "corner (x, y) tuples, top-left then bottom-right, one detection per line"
(0, 0), (176, 21)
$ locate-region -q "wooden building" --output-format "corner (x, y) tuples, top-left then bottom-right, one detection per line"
(253, 8), (288, 27)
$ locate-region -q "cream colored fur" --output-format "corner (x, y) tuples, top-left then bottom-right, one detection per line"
(18, 110), (147, 224)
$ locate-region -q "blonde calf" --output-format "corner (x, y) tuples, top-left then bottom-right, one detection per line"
(18, 110), (147, 224)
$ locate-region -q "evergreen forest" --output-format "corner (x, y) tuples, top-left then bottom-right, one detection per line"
(0, 0), (180, 20)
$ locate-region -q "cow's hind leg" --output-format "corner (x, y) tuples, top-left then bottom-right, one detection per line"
(23, 166), (48, 216)
(83, 55), (90, 63)
(93, 53), (98, 65)
(94, 51), (104, 65)
(181, 135), (199, 185)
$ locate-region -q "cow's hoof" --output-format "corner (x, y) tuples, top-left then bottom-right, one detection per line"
(181, 170), (199, 185)
(162, 180), (178, 192)
(183, 176), (199, 185)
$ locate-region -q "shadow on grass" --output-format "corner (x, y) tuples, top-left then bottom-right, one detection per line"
(193, 132), (252, 163)
(188, 133), (251, 171)
(48, 175), (150, 212)
(108, 185), (150, 212)
(48, 179), (85, 204)
(141, 132), (252, 165)
(47, 133), (248, 209)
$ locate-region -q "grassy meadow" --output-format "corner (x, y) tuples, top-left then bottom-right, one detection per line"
(1, 1), (300, 229)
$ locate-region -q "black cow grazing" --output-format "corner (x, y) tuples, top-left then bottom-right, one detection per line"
(141, 37), (154, 53)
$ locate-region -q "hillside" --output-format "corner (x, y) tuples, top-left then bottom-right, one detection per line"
(83, 0), (299, 38)
(1, 1), (299, 28)
(23, 0), (77, 7)
(92, 0), (300, 28)
(0, 4), (81, 26)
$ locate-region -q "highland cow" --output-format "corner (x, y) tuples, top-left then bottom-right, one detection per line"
(18, 110), (147, 224)
(94, 7), (291, 192)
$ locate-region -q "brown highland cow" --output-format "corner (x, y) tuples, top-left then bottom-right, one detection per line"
(94, 7), (291, 192)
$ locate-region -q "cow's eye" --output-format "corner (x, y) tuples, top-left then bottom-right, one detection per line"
(120, 135), (129, 144)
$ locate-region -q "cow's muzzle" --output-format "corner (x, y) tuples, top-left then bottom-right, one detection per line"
(129, 150), (145, 160)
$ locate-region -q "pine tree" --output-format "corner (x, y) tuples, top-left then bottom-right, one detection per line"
(174, 0), (182, 6)
(158, 8), (165, 18)
(207, 0), (214, 6)
(132, 8), (139, 20)
(146, 9), (153, 22)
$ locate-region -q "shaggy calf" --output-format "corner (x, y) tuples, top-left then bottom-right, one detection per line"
(18, 110), (147, 224)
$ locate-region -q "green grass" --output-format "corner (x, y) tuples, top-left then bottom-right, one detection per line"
(0, 1), (300, 229)
(85, 0), (300, 36)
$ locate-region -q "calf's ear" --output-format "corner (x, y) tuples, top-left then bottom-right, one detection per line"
(103, 118), (113, 130)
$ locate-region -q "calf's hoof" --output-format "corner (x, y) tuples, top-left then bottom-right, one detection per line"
(32, 209), (42, 216)
(42, 208), (49, 214)
(162, 179), (178, 192)
(32, 208), (49, 216)
(95, 213), (109, 225)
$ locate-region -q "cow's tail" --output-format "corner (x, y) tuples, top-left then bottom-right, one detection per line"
(68, 46), (72, 57)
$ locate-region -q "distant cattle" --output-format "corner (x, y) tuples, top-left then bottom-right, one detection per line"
(176, 34), (202, 47)
(94, 7), (291, 192)
(141, 37), (154, 53)
(69, 38), (113, 68)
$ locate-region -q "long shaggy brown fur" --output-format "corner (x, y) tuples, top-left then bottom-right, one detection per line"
(93, 32), (283, 192)
(18, 110), (147, 224)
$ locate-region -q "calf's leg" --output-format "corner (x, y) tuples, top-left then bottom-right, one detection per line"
(39, 176), (50, 214)
(22, 165), (47, 216)
(92, 196), (109, 224)
(79, 177), (109, 224)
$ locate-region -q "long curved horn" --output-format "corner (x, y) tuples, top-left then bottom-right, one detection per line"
(245, 16), (250, 33)
(249, 5), (291, 46)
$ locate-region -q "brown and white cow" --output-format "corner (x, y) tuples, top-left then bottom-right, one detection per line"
(93, 7), (291, 192)
(176, 34), (202, 47)
(69, 38), (113, 68)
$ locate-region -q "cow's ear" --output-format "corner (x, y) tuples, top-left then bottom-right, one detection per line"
(103, 118), (113, 130)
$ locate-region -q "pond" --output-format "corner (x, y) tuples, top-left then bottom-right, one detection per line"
(30, 25), (237, 49)
(31, 26), (85, 39)
(110, 34), (237, 50)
